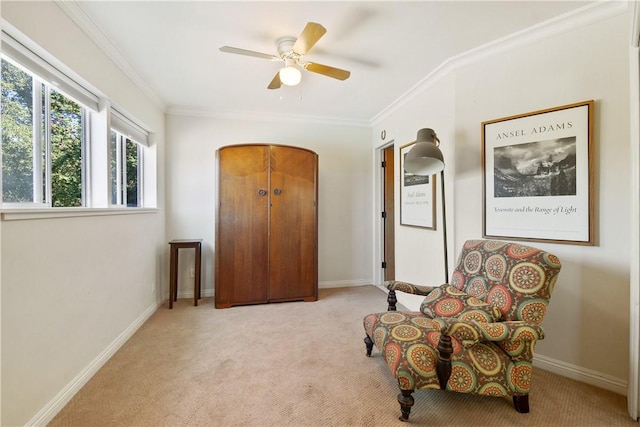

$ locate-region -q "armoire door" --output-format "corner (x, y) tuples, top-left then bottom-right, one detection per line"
(215, 145), (270, 307)
(268, 146), (318, 301)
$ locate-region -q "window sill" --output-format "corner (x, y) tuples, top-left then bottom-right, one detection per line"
(1, 207), (159, 221)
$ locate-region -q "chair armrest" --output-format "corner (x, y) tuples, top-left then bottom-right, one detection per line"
(386, 280), (438, 296)
(430, 319), (544, 388)
(433, 318), (545, 347)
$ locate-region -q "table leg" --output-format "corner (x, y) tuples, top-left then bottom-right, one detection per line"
(194, 243), (202, 306)
(169, 245), (178, 309)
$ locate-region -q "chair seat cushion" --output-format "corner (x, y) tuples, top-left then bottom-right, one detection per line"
(420, 284), (502, 322)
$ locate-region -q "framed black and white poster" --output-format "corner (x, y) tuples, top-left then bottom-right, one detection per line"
(400, 141), (436, 229)
(482, 100), (594, 245)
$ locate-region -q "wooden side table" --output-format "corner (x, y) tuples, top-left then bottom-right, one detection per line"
(169, 239), (203, 309)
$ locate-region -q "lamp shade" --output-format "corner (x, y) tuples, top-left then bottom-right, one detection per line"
(404, 128), (444, 176)
(279, 65), (302, 86)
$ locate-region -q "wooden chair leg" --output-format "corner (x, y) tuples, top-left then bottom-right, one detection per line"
(436, 334), (453, 389)
(397, 389), (415, 421)
(364, 335), (374, 357)
(387, 289), (397, 311)
(513, 395), (530, 413)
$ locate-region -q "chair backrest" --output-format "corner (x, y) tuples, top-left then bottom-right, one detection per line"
(449, 239), (561, 323)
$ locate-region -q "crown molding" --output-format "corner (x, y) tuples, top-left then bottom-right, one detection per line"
(370, 0), (629, 126)
(56, 0), (366, 126)
(55, 0), (627, 127)
(166, 106), (371, 128)
(55, 0), (166, 111)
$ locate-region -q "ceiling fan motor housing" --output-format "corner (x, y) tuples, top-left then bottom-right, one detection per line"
(277, 37), (299, 60)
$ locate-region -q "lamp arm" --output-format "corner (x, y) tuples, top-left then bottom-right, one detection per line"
(440, 169), (449, 282)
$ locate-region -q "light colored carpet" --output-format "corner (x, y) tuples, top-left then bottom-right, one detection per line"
(49, 286), (635, 426)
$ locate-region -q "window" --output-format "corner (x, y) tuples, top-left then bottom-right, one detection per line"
(1, 30), (154, 214)
(110, 108), (148, 208)
(1, 57), (88, 207)
(110, 131), (142, 207)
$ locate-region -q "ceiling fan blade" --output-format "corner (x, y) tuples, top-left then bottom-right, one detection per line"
(304, 62), (351, 81)
(267, 72), (282, 90)
(292, 22), (326, 55)
(219, 46), (280, 61)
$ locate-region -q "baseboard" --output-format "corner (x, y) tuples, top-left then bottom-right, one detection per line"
(319, 279), (370, 289)
(25, 302), (158, 427)
(533, 354), (628, 396)
(176, 288), (213, 298)
(174, 281), (370, 299)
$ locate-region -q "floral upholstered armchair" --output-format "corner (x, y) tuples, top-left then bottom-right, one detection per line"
(363, 239), (561, 421)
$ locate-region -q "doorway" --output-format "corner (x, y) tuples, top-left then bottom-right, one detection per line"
(383, 145), (395, 281)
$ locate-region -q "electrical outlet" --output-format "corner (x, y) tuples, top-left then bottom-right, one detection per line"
(190, 268), (195, 278)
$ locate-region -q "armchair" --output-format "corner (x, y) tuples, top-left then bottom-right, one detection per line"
(363, 239), (561, 421)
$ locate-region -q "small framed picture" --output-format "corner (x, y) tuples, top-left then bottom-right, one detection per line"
(400, 141), (436, 229)
(482, 100), (594, 245)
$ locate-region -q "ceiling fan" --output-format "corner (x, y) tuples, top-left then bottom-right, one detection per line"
(219, 22), (351, 90)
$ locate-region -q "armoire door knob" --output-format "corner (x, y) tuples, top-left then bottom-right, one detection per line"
(258, 189), (267, 196)
(274, 188), (281, 195)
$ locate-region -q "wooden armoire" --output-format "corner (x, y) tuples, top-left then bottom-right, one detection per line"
(214, 144), (318, 308)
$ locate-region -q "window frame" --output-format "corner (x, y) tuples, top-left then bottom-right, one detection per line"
(2, 55), (91, 208)
(110, 130), (144, 208)
(0, 29), (157, 220)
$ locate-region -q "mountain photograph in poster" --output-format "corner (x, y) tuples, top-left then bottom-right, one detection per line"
(493, 137), (576, 198)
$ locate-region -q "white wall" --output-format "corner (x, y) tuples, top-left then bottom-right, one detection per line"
(0, 1), (633, 425)
(455, 12), (630, 384)
(165, 114), (373, 296)
(1, 2), (166, 425)
(373, 7), (631, 391)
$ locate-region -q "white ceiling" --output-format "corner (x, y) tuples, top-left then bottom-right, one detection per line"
(68, 1), (592, 124)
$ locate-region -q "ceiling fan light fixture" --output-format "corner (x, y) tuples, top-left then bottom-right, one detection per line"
(279, 65), (302, 86)
(220, 22), (351, 90)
